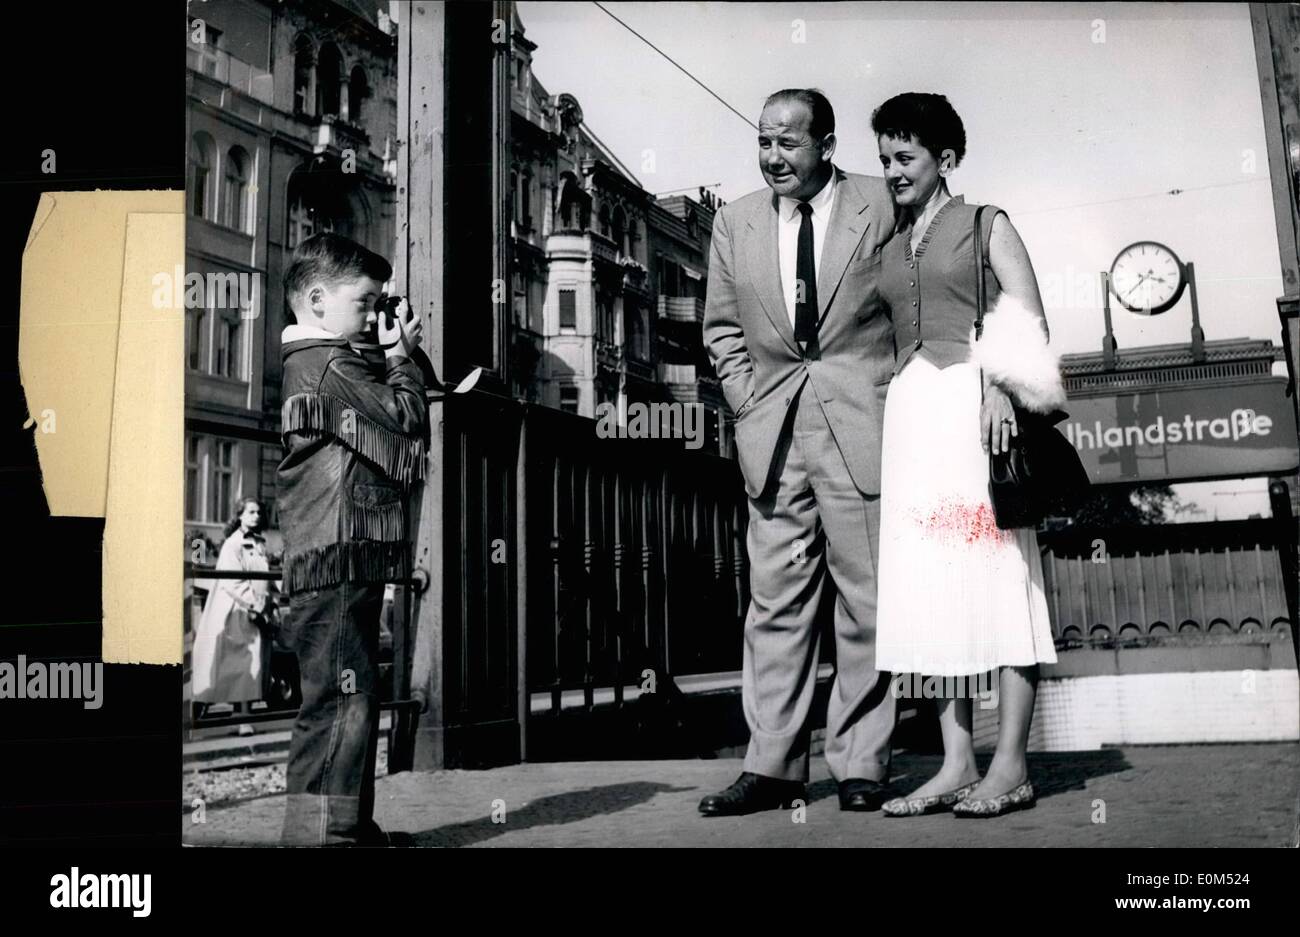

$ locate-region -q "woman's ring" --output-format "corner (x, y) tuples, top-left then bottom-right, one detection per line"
(1000, 418), (1014, 425)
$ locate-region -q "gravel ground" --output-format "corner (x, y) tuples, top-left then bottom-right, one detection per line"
(183, 743), (389, 810)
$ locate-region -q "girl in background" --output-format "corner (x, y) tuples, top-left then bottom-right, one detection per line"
(191, 497), (275, 735)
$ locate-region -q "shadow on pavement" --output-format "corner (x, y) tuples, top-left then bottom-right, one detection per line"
(410, 781), (696, 847)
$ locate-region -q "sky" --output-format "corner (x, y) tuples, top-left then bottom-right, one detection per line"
(516, 1), (1289, 519)
(517, 1), (1287, 359)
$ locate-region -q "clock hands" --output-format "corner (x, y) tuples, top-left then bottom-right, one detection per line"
(1111, 242), (1185, 314)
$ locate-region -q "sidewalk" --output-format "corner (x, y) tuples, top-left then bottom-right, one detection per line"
(184, 742), (1299, 847)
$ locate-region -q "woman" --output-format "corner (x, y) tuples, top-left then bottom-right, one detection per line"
(191, 497), (275, 735)
(870, 93), (1062, 818)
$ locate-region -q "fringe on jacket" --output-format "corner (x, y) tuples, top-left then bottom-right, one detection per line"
(348, 499), (406, 542)
(285, 541), (411, 594)
(282, 391), (427, 486)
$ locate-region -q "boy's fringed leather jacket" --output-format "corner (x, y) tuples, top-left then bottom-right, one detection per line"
(277, 332), (428, 595)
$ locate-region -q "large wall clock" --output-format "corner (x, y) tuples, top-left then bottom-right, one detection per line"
(1109, 241), (1188, 315)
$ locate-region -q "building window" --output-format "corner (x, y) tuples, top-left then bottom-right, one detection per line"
(189, 19), (221, 75)
(612, 207), (626, 254)
(293, 35), (314, 116)
(559, 386), (579, 414)
(514, 289), (528, 327)
(347, 66), (368, 123)
(223, 146), (249, 233)
(512, 271), (528, 327)
(597, 292), (616, 343)
(658, 256), (681, 297)
(558, 288), (576, 330)
(530, 280), (545, 334)
(626, 301), (649, 362)
(511, 170), (533, 231)
(185, 435), (202, 522)
(209, 440), (237, 524)
(186, 306), (206, 371)
(599, 204), (611, 239)
(558, 174), (578, 230)
(317, 43), (342, 118)
(190, 133), (214, 220)
(287, 192), (337, 248)
(286, 168), (351, 248)
(214, 311), (243, 380)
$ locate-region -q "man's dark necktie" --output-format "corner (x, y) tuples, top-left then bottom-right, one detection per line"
(794, 201), (819, 343)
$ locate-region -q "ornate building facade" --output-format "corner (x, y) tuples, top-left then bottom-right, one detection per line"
(508, 8), (729, 454)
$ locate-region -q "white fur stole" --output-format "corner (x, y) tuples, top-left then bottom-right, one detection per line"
(968, 293), (1066, 414)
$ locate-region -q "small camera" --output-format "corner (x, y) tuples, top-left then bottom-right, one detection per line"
(366, 293), (407, 344)
(374, 293), (405, 330)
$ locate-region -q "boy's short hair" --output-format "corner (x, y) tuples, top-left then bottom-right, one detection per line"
(283, 233), (393, 314)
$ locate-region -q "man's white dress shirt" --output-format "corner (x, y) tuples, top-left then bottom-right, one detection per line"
(777, 169), (837, 330)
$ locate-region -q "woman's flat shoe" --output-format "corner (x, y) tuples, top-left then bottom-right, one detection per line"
(882, 780), (980, 817)
(952, 781), (1036, 818)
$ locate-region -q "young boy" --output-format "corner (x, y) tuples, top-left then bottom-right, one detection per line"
(276, 233), (427, 846)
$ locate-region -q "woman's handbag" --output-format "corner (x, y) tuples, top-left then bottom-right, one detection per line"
(972, 205), (1090, 529)
(208, 604), (264, 701)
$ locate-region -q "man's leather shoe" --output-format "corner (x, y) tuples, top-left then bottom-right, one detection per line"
(698, 772), (806, 817)
(837, 778), (892, 812)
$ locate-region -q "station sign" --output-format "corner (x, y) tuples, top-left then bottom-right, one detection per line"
(1062, 378), (1299, 483)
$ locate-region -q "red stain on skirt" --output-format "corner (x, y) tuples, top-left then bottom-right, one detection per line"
(912, 498), (1009, 547)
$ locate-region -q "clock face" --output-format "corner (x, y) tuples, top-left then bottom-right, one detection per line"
(1109, 241), (1186, 315)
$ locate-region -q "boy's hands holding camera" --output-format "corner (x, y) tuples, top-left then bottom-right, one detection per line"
(377, 296), (424, 360)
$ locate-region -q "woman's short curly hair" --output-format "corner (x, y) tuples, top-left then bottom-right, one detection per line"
(871, 93), (966, 167)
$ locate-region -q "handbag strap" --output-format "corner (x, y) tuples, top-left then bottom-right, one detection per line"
(973, 203), (989, 339)
(973, 203), (989, 405)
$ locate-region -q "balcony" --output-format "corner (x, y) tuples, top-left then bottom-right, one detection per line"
(186, 44), (273, 105)
(659, 363), (721, 390)
(658, 295), (705, 323)
(312, 115), (370, 158)
(590, 235), (619, 265)
(594, 338), (622, 373)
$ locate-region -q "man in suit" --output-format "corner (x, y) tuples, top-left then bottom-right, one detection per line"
(700, 88), (899, 815)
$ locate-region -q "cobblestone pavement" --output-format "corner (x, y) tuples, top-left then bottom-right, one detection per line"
(184, 742), (1299, 847)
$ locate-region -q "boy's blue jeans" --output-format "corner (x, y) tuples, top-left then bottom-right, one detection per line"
(280, 580), (385, 846)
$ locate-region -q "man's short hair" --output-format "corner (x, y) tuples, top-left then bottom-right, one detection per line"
(763, 88), (835, 140)
(283, 233), (392, 309)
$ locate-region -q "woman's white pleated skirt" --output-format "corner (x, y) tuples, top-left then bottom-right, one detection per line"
(874, 356), (1057, 676)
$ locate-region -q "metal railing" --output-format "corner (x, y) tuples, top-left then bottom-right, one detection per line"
(428, 389), (749, 764)
(182, 565), (424, 770)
